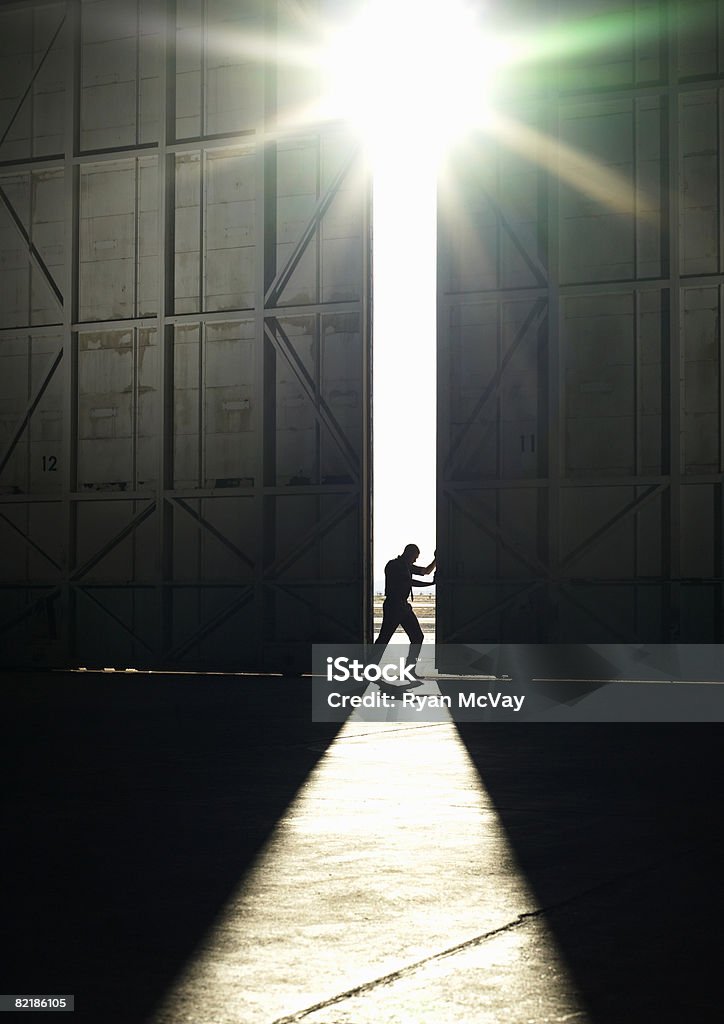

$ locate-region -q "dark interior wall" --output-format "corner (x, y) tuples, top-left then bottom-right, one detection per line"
(0, 0), (371, 671)
(437, 0), (724, 646)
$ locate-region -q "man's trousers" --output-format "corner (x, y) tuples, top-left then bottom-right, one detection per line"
(373, 598), (424, 666)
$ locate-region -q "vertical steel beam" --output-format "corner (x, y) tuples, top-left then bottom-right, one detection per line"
(252, 0), (277, 668)
(436, 192), (451, 647)
(718, 98), (724, 640)
(156, 0), (177, 663)
(361, 159), (372, 643)
(134, 0), (141, 148)
(201, 0), (207, 141)
(719, 281), (724, 640)
(199, 148), (206, 313)
(61, 0), (80, 665)
(544, 99), (561, 639)
(633, 289), (641, 637)
(312, 142), (321, 637)
(664, 12), (681, 638)
(495, 299), (502, 588)
(199, 321), (206, 486)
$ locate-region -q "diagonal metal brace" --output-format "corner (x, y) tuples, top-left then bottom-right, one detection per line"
(272, 581), (359, 639)
(560, 483), (668, 571)
(265, 145), (359, 308)
(443, 298), (547, 479)
(166, 585), (254, 660)
(0, 8), (66, 149)
(0, 184), (64, 309)
(449, 487), (553, 579)
(0, 586), (61, 641)
(78, 586), (155, 654)
(0, 509), (62, 571)
(266, 493), (358, 579)
(0, 346), (63, 479)
(559, 583), (640, 644)
(443, 580), (543, 642)
(480, 185), (548, 287)
(71, 502), (157, 581)
(173, 497), (255, 570)
(265, 317), (360, 480)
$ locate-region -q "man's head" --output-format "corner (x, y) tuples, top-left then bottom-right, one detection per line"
(402, 543), (420, 565)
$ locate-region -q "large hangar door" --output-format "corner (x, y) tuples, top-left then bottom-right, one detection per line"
(437, 2), (724, 647)
(0, 0), (371, 672)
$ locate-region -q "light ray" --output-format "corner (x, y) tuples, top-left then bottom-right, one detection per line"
(317, 0), (498, 165)
(166, 2), (659, 229)
(492, 7), (663, 70)
(316, 1), (655, 222)
(482, 109), (651, 220)
(151, 715), (589, 1023)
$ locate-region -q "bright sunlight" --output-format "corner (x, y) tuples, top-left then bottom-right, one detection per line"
(311, 0), (649, 588)
(318, 0), (503, 589)
(319, 0), (499, 165)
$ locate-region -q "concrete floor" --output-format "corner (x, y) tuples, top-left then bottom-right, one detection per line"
(2, 671), (724, 1023)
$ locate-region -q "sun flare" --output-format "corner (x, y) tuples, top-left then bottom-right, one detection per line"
(318, 0), (501, 166)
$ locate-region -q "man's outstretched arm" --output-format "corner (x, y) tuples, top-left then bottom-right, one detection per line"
(412, 554), (436, 575)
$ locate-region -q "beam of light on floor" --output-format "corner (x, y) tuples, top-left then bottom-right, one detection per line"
(150, 702), (589, 1024)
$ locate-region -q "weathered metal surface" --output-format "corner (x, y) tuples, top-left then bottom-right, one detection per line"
(0, 0), (371, 671)
(437, 1), (724, 647)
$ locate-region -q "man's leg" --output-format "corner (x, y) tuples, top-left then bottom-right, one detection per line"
(370, 599), (403, 663)
(399, 603), (424, 667)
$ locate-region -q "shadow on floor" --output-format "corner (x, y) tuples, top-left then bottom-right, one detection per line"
(453, 723), (724, 1023)
(1, 672), (341, 1024)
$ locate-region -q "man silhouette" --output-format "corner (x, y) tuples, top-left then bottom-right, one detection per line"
(374, 544), (435, 678)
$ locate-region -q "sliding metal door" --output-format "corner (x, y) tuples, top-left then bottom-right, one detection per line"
(0, 0), (371, 670)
